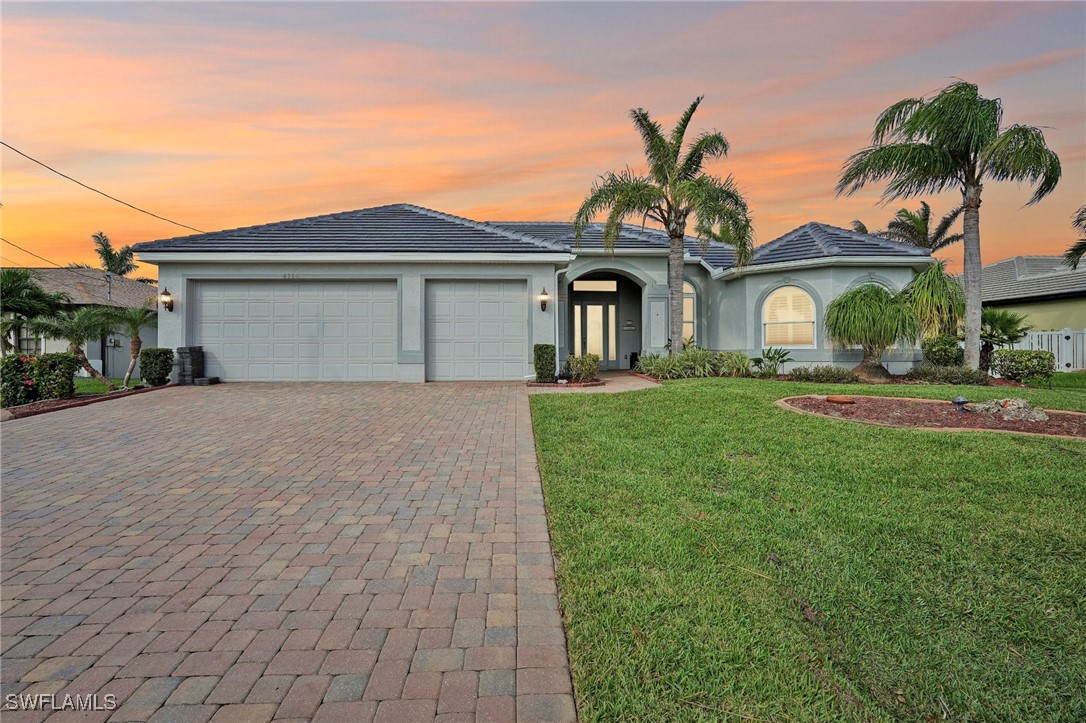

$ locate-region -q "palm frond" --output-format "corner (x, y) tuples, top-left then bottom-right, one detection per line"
(27, 306), (116, 347)
(836, 143), (960, 200)
(871, 97), (923, 144)
(930, 204), (963, 247)
(572, 170), (665, 252)
(901, 260), (964, 338)
(669, 96), (705, 163)
(1064, 239), (1086, 270)
(980, 124), (1062, 205)
(1073, 205), (1086, 234)
(902, 81), (1002, 159)
(884, 206), (928, 246)
(824, 283), (920, 351)
(629, 108), (673, 185)
(678, 174), (754, 265)
(678, 131), (729, 181)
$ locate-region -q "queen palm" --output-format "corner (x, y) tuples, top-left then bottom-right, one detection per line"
(884, 201), (963, 251)
(837, 81), (1061, 370)
(27, 306), (117, 389)
(1063, 205), (1086, 270)
(105, 305), (158, 388)
(0, 268), (69, 356)
(573, 96), (753, 355)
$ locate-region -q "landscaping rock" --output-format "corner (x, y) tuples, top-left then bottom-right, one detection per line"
(969, 398), (1048, 422)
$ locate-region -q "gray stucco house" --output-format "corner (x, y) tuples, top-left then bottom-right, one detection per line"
(133, 203), (934, 382)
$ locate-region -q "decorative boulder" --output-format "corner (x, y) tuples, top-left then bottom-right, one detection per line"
(969, 398), (1048, 422)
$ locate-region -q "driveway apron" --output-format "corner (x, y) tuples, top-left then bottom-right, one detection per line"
(1, 383), (576, 722)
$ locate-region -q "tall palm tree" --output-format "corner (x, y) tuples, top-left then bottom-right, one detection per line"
(91, 231), (136, 276)
(824, 283), (920, 382)
(1063, 205), (1086, 270)
(884, 201), (964, 251)
(0, 268), (69, 356)
(573, 96), (753, 355)
(837, 81), (1061, 370)
(27, 307), (117, 389)
(105, 305), (158, 388)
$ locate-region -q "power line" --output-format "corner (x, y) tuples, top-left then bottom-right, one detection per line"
(0, 237), (108, 282)
(1, 141), (207, 234)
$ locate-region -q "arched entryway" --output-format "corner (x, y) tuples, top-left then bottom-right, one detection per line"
(566, 272), (643, 370)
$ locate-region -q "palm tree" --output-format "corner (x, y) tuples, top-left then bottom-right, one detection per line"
(91, 232), (136, 276)
(837, 81), (1061, 370)
(884, 201), (964, 251)
(824, 283), (920, 382)
(27, 306), (117, 389)
(1063, 205), (1086, 270)
(0, 268), (69, 356)
(901, 260), (965, 339)
(850, 219), (876, 235)
(573, 96), (753, 355)
(105, 305), (158, 388)
(979, 307), (1031, 372)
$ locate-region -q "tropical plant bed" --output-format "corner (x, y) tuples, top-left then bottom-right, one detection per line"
(526, 380), (605, 388)
(780, 394), (1086, 438)
(1, 384), (170, 421)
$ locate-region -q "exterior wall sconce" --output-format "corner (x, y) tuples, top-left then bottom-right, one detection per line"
(160, 288), (174, 312)
(539, 287), (550, 312)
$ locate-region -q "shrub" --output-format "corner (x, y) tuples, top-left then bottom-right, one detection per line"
(990, 349), (1054, 383)
(922, 334), (963, 367)
(904, 364), (989, 385)
(751, 347), (792, 377)
(636, 353), (682, 380)
(566, 354), (601, 382)
(678, 346), (716, 378)
(31, 353), (78, 400)
(533, 344), (556, 383)
(1, 354), (37, 407)
(714, 351), (750, 377)
(139, 348), (174, 386)
(787, 365), (860, 384)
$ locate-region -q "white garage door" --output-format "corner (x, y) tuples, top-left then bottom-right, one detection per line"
(426, 280), (528, 381)
(193, 280), (397, 381)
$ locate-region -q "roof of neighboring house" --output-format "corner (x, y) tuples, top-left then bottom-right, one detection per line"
(133, 204), (567, 254)
(133, 204), (928, 271)
(25, 268), (157, 309)
(981, 255), (1086, 303)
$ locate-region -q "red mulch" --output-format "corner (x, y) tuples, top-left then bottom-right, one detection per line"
(783, 395), (1086, 438)
(2, 385), (170, 420)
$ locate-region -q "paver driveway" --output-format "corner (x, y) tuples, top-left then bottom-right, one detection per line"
(1, 384), (575, 722)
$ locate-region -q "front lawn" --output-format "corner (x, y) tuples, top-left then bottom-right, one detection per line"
(74, 377), (131, 394)
(1037, 371), (1086, 393)
(531, 378), (1085, 721)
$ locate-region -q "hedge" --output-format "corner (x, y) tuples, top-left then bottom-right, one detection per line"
(533, 344), (556, 383)
(904, 364), (990, 385)
(566, 354), (601, 382)
(990, 349), (1055, 383)
(922, 334), (964, 367)
(1, 352), (80, 408)
(786, 365), (861, 384)
(139, 348), (174, 387)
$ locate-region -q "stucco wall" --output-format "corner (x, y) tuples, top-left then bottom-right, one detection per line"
(987, 297), (1086, 331)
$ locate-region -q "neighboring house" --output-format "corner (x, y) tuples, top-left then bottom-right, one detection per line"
(133, 203), (934, 382)
(10, 268), (158, 377)
(981, 256), (1086, 330)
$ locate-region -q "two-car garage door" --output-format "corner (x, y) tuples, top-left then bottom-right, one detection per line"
(192, 279), (528, 382)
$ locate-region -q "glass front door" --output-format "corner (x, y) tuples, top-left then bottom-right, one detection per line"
(573, 303), (618, 369)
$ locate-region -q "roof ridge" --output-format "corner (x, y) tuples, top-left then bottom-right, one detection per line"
(813, 222), (930, 256)
(807, 223), (843, 255)
(403, 205), (566, 251)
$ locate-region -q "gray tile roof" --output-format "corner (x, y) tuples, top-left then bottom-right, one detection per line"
(25, 268), (157, 309)
(133, 204), (566, 254)
(751, 222), (931, 266)
(981, 256), (1086, 303)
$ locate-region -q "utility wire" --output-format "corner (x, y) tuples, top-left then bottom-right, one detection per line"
(1, 141), (207, 234)
(0, 237), (109, 282)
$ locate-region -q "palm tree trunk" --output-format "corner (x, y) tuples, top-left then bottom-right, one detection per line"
(70, 342), (114, 390)
(668, 236), (685, 356)
(961, 184), (983, 370)
(122, 336), (142, 388)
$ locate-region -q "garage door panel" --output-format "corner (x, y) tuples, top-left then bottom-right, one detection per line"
(193, 280), (397, 381)
(426, 280), (528, 381)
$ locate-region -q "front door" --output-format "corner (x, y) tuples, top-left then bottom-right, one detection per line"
(573, 302), (618, 369)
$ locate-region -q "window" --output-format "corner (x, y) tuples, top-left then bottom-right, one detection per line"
(682, 282), (696, 344)
(16, 327), (41, 356)
(763, 286), (815, 346)
(572, 280), (617, 292)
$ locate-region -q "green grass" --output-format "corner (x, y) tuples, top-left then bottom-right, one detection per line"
(1036, 371), (1086, 393)
(530, 378), (1086, 721)
(74, 377), (130, 394)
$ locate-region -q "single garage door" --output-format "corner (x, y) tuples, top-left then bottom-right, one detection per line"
(426, 280), (528, 381)
(193, 280), (397, 381)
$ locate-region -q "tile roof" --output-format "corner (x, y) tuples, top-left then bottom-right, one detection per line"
(751, 222), (931, 266)
(133, 204), (566, 254)
(25, 268), (157, 309)
(981, 256), (1086, 303)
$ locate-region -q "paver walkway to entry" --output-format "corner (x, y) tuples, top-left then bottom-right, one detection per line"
(1, 383), (575, 722)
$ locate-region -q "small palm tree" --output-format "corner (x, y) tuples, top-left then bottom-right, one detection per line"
(27, 307), (117, 389)
(105, 305), (158, 388)
(1063, 205), (1086, 270)
(850, 219), (875, 235)
(901, 260), (965, 339)
(884, 201), (964, 251)
(978, 307), (1031, 372)
(837, 81), (1061, 370)
(574, 96), (753, 355)
(91, 232), (136, 276)
(0, 268), (69, 356)
(824, 284), (920, 382)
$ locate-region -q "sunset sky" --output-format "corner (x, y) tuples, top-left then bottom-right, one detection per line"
(3, 1), (1084, 279)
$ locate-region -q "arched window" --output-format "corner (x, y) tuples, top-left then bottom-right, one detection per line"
(763, 286), (815, 346)
(683, 282), (696, 344)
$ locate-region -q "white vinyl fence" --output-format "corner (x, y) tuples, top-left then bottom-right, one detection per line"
(1008, 328), (1086, 372)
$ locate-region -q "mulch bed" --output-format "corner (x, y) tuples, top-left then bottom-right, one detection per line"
(780, 395), (1086, 439)
(2, 385), (171, 421)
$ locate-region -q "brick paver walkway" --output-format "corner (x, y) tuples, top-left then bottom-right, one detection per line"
(1, 384), (575, 722)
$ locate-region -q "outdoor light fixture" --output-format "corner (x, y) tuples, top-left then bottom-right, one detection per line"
(952, 396), (969, 412)
(160, 288), (174, 312)
(539, 287), (550, 312)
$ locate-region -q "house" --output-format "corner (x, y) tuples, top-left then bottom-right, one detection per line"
(133, 203), (934, 382)
(11, 268), (159, 377)
(981, 256), (1086, 330)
